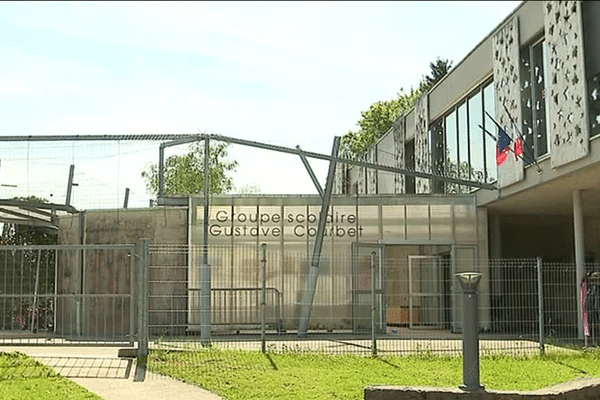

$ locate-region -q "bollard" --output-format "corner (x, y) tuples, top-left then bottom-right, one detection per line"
(455, 272), (484, 392)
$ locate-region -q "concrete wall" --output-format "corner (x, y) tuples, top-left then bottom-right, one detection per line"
(365, 378), (600, 400)
(56, 207), (188, 339)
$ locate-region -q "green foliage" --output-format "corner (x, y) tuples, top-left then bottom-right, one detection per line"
(142, 141), (238, 196)
(0, 196), (57, 245)
(419, 57), (453, 92)
(341, 57), (452, 160)
(341, 88), (422, 158)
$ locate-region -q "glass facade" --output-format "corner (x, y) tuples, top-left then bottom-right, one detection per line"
(434, 80), (497, 193)
(190, 195), (484, 332)
(520, 38), (549, 163)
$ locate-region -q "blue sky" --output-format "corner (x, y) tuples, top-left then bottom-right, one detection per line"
(0, 1), (521, 209)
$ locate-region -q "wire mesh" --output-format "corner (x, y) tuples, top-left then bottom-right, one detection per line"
(0, 139), (174, 210)
(0, 245), (135, 346)
(146, 245), (590, 358)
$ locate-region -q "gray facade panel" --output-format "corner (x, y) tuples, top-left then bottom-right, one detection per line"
(493, 16), (525, 188)
(414, 95), (430, 194)
(545, 0), (590, 168)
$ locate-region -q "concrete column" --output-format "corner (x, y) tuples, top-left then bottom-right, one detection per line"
(489, 214), (502, 259)
(573, 189), (585, 339)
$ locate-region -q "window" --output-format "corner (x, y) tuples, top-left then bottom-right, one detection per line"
(404, 139), (415, 194)
(444, 111), (459, 193)
(483, 84), (497, 183)
(468, 92), (485, 184)
(433, 80), (497, 193)
(520, 38), (549, 163)
(429, 118), (445, 194)
(457, 102), (469, 184)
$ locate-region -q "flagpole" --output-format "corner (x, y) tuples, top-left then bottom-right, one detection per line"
(478, 124), (533, 165)
(484, 111), (539, 169)
(501, 101), (541, 173)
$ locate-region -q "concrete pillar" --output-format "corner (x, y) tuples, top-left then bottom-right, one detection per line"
(573, 189), (585, 339)
(490, 214), (502, 259)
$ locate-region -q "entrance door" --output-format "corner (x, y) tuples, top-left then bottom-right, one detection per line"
(408, 255), (445, 329)
(352, 243), (385, 333)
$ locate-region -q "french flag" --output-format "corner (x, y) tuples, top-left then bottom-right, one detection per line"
(496, 128), (512, 166)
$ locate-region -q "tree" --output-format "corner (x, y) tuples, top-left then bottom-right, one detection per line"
(142, 141), (238, 197)
(341, 88), (422, 158)
(419, 57), (453, 92)
(340, 57), (453, 159)
(0, 196), (57, 245)
(0, 196), (56, 331)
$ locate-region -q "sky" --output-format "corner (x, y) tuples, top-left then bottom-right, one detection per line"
(0, 1), (521, 210)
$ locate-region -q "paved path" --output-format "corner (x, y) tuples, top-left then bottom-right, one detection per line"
(1, 346), (222, 400)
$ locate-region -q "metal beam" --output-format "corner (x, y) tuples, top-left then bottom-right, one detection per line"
(123, 188), (130, 209)
(158, 144), (165, 198)
(0, 134), (495, 189)
(209, 134), (496, 190)
(18, 205), (52, 218)
(0, 200), (77, 213)
(0, 207), (51, 223)
(65, 164), (75, 206)
(296, 146), (324, 197)
(0, 216), (57, 229)
(0, 134), (203, 142)
(298, 136), (340, 336)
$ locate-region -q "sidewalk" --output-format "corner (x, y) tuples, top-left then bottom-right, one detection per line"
(1, 346), (222, 400)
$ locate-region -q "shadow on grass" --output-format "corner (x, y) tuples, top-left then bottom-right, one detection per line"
(549, 358), (588, 374)
(263, 353), (278, 370)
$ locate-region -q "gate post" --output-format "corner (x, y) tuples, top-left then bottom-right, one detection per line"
(455, 272), (484, 392)
(371, 251), (377, 356)
(135, 238), (150, 382)
(536, 257), (545, 355)
(261, 243), (267, 353)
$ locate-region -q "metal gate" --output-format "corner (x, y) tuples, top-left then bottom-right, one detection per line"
(0, 244), (139, 346)
(352, 243), (385, 333)
(408, 255), (446, 329)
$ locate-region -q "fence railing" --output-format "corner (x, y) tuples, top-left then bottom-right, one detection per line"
(143, 244), (599, 356)
(0, 244), (137, 346)
(1, 243), (596, 359)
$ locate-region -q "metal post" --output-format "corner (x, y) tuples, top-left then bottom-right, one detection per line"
(66, 164), (75, 206)
(536, 257), (545, 354)
(456, 272), (484, 392)
(573, 190), (585, 340)
(135, 238), (150, 382)
(371, 251), (377, 357)
(298, 136), (340, 336)
(123, 188), (130, 209)
(30, 250), (41, 333)
(261, 243), (267, 353)
(129, 247), (135, 347)
(77, 211), (85, 337)
(201, 136), (211, 344)
(158, 144), (165, 199)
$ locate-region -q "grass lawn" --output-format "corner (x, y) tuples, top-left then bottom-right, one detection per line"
(148, 347), (600, 400)
(0, 352), (101, 400)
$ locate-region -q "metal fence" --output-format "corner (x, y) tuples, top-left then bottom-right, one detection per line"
(1, 242), (596, 371)
(145, 244), (599, 356)
(0, 244), (137, 346)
